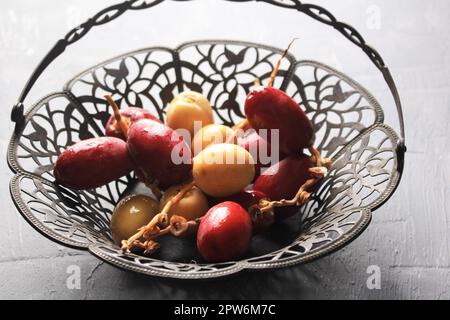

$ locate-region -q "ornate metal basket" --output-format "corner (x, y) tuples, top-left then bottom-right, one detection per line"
(8, 0), (406, 279)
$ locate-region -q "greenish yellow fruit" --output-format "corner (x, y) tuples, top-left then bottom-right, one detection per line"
(110, 195), (159, 245)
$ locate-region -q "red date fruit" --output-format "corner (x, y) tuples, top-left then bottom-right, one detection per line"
(197, 201), (252, 262)
(245, 86), (314, 155)
(127, 119), (192, 189)
(238, 130), (286, 179)
(253, 154), (314, 221)
(210, 190), (273, 233)
(54, 137), (134, 190)
(105, 107), (161, 140)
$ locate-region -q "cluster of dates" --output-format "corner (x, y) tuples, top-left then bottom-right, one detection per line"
(54, 45), (331, 262)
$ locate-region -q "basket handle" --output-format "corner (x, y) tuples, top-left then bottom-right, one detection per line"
(11, 0), (165, 127)
(11, 0), (406, 167)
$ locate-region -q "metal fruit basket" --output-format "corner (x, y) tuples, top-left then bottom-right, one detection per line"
(8, 0), (406, 279)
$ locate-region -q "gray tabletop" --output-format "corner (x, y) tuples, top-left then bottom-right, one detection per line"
(1, 0), (449, 300)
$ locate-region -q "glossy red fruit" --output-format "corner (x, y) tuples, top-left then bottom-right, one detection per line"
(245, 86), (314, 155)
(210, 190), (273, 233)
(127, 119), (192, 189)
(238, 130), (286, 179)
(209, 190), (264, 208)
(105, 107), (161, 140)
(54, 137), (133, 190)
(197, 202), (252, 262)
(253, 154), (314, 221)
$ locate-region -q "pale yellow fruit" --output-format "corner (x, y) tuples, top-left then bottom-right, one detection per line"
(160, 184), (209, 221)
(166, 91), (214, 137)
(110, 195), (159, 245)
(192, 124), (237, 156)
(193, 144), (255, 197)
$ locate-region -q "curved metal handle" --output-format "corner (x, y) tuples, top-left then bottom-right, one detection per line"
(12, 0), (406, 165)
(12, 0), (165, 125)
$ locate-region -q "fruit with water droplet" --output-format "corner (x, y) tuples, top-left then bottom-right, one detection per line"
(105, 107), (161, 140)
(127, 120), (192, 189)
(110, 195), (159, 245)
(54, 137), (133, 190)
(253, 154), (314, 220)
(197, 201), (252, 262)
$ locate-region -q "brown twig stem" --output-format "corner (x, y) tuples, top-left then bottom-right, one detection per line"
(104, 95), (129, 139)
(267, 38), (299, 87)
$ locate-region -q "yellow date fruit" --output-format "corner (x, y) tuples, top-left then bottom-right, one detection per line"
(192, 124), (237, 156)
(160, 184), (209, 221)
(166, 91), (214, 137)
(193, 144), (255, 197)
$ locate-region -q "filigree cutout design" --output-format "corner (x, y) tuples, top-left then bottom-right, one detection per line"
(300, 125), (400, 229)
(286, 61), (384, 158)
(66, 41), (295, 127)
(66, 49), (177, 129)
(245, 209), (371, 267)
(177, 41), (295, 126)
(90, 244), (241, 279)
(11, 175), (131, 248)
(8, 41), (401, 279)
(11, 93), (102, 181)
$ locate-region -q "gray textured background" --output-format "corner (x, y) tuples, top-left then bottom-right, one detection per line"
(1, 0), (449, 300)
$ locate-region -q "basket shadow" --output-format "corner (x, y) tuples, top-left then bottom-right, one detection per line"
(110, 239), (406, 300)
(102, 215), (327, 300)
(113, 180), (303, 263)
(116, 261), (321, 300)
(148, 214), (303, 263)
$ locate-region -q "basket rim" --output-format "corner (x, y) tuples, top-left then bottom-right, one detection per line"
(9, 174), (91, 249)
